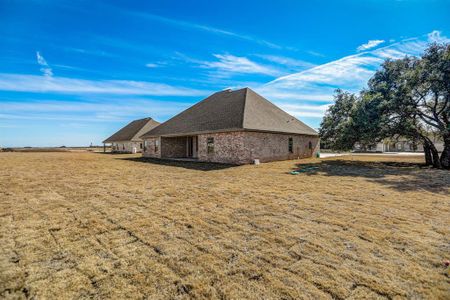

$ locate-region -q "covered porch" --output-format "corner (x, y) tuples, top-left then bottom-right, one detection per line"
(160, 136), (199, 159)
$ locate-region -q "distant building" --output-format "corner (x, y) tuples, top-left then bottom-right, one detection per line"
(140, 88), (320, 164)
(103, 118), (160, 153)
(353, 136), (444, 153)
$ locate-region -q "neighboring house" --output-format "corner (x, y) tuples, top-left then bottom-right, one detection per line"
(103, 117), (160, 153)
(353, 136), (444, 153)
(140, 88), (319, 164)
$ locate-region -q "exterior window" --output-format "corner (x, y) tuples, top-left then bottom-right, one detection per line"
(207, 137), (214, 154)
(195, 137), (198, 152)
(122, 144), (125, 150)
(288, 138), (293, 153)
(309, 141), (312, 150)
(140, 143), (143, 149)
(155, 139), (159, 152)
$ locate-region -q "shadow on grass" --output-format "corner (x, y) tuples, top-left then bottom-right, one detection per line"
(120, 157), (237, 171)
(96, 152), (132, 155)
(293, 160), (449, 194)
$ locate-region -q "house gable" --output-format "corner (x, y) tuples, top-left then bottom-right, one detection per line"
(103, 118), (160, 143)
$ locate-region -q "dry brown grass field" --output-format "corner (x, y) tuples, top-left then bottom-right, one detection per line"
(0, 152), (449, 299)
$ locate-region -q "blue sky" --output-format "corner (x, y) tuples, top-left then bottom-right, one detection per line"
(1, 0), (449, 147)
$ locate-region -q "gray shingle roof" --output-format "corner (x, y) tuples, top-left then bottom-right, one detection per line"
(103, 118), (160, 143)
(141, 88), (318, 138)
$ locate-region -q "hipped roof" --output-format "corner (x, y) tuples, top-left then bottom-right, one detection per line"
(103, 117), (160, 143)
(141, 88), (318, 138)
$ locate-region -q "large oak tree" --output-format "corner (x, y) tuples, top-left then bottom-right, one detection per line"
(320, 43), (450, 169)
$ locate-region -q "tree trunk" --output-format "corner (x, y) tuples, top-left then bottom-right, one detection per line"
(423, 141), (433, 166)
(422, 136), (442, 168)
(439, 135), (450, 169)
(430, 142), (442, 169)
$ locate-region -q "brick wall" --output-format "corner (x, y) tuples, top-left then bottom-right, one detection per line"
(243, 131), (320, 163)
(197, 132), (247, 164)
(111, 141), (144, 153)
(144, 131), (320, 164)
(197, 131), (319, 164)
(160, 137), (186, 158)
(142, 137), (161, 158)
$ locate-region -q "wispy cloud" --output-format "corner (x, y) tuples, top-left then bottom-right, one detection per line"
(265, 54), (381, 89)
(0, 98), (190, 123)
(256, 31), (449, 120)
(36, 52), (53, 77)
(130, 12), (284, 50)
(145, 61), (168, 68)
(306, 50), (326, 58)
(63, 47), (117, 58)
(357, 40), (385, 52)
(0, 74), (208, 96)
(200, 54), (282, 77)
(278, 103), (331, 118)
(256, 55), (316, 70)
(0, 95), (189, 146)
(427, 30), (444, 42)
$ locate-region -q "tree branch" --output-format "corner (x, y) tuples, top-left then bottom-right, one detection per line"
(437, 93), (449, 117)
(418, 113), (444, 130)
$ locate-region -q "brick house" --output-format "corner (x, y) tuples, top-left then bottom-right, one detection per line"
(140, 88), (319, 164)
(103, 117), (160, 153)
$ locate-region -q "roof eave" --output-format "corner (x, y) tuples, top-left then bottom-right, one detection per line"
(141, 127), (319, 138)
(102, 139), (138, 143)
(141, 128), (245, 138)
(242, 128), (319, 136)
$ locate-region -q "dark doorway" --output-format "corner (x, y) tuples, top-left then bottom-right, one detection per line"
(187, 136), (194, 158)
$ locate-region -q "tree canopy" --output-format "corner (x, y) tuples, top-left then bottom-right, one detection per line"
(320, 43), (450, 169)
(319, 90), (357, 150)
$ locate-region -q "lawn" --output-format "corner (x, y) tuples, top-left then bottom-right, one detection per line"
(0, 152), (449, 299)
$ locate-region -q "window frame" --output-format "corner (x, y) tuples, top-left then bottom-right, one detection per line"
(207, 137), (215, 154)
(288, 137), (293, 153)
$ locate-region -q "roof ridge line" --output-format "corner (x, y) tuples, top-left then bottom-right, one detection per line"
(241, 87), (249, 129)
